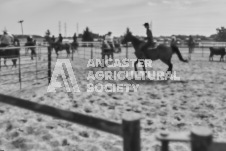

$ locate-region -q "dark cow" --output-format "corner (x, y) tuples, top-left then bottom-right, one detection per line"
(209, 47), (226, 62)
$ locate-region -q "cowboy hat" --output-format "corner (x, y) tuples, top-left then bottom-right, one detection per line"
(143, 23), (149, 26)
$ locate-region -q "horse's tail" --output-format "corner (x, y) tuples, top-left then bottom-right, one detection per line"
(171, 46), (188, 63)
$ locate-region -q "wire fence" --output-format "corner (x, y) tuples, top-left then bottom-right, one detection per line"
(0, 45), (50, 90)
(0, 41), (225, 91)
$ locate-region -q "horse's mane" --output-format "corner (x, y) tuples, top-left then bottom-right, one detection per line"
(127, 34), (145, 51)
(130, 34), (143, 45)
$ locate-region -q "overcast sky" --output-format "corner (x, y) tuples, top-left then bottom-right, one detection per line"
(0, 0), (225, 37)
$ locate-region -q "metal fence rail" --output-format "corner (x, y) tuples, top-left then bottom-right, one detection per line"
(1, 42), (225, 90)
(0, 45), (50, 90)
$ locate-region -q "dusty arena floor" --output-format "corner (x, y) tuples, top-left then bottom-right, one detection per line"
(0, 47), (226, 151)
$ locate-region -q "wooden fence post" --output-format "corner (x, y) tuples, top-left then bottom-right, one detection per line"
(122, 113), (140, 151)
(48, 46), (52, 84)
(191, 127), (212, 151)
(159, 131), (169, 151)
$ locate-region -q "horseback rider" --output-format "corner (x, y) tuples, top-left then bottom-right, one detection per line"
(188, 35), (195, 51)
(188, 35), (195, 60)
(44, 30), (51, 42)
(141, 22), (154, 52)
(72, 33), (78, 49)
(57, 34), (63, 43)
(26, 35), (35, 45)
(73, 33), (77, 43)
(56, 34), (63, 49)
(104, 31), (115, 50)
(0, 30), (14, 47)
(51, 35), (55, 43)
(170, 36), (177, 48)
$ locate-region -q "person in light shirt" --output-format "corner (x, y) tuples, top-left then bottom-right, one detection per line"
(0, 30), (14, 47)
(104, 31), (115, 50)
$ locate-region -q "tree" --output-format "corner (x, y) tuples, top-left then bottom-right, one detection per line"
(82, 27), (93, 41)
(215, 27), (226, 41)
(126, 27), (132, 35)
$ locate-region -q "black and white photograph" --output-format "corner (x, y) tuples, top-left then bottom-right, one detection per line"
(0, 0), (226, 150)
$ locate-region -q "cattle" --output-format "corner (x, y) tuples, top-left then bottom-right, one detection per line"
(209, 47), (226, 62)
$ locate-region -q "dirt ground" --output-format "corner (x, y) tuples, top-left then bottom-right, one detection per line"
(0, 47), (226, 151)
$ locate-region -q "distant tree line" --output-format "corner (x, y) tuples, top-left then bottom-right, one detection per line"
(1, 26), (225, 42)
(82, 27), (102, 42)
(215, 27), (226, 41)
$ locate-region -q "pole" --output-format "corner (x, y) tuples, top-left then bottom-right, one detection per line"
(191, 127), (212, 151)
(161, 141), (169, 151)
(48, 46), (52, 84)
(126, 43), (128, 59)
(91, 43), (93, 59)
(18, 49), (22, 90)
(202, 45), (204, 57)
(71, 46), (74, 61)
(122, 113), (140, 151)
(35, 47), (38, 80)
(18, 20), (24, 35)
(84, 44), (85, 59)
(20, 23), (23, 35)
(77, 23), (79, 35)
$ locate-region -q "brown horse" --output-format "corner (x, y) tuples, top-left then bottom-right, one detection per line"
(52, 42), (70, 58)
(0, 38), (20, 69)
(70, 41), (78, 54)
(101, 42), (114, 60)
(122, 31), (188, 72)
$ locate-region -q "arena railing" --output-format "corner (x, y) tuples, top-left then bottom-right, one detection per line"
(0, 93), (141, 151)
(1, 93), (226, 151)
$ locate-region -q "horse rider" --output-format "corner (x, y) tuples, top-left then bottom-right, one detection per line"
(72, 33), (78, 50)
(27, 35), (35, 45)
(141, 22), (154, 52)
(44, 29), (52, 46)
(104, 31), (115, 50)
(73, 33), (77, 43)
(0, 30), (14, 47)
(170, 36), (177, 48)
(44, 30), (51, 41)
(188, 35), (195, 52)
(51, 35), (55, 43)
(57, 34), (63, 43)
(188, 35), (195, 60)
(56, 33), (63, 49)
